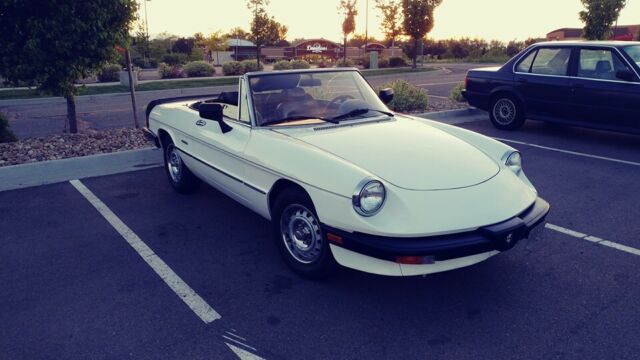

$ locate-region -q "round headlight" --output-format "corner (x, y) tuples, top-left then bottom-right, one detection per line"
(352, 179), (386, 216)
(505, 151), (522, 173)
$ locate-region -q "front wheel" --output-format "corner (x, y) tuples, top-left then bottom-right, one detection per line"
(272, 188), (338, 279)
(489, 95), (525, 130)
(163, 140), (200, 194)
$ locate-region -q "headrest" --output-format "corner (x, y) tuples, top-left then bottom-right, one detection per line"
(595, 60), (612, 73)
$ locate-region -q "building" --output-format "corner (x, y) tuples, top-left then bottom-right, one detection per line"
(547, 25), (640, 41)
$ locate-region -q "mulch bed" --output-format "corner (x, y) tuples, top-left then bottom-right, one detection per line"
(0, 128), (154, 167)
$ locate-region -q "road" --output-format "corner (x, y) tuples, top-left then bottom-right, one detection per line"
(1, 116), (639, 359)
(0, 63), (489, 138)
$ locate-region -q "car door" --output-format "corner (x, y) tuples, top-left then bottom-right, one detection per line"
(513, 46), (573, 120)
(187, 78), (254, 203)
(568, 46), (640, 131)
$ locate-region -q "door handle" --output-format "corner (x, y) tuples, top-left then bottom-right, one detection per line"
(195, 119), (206, 127)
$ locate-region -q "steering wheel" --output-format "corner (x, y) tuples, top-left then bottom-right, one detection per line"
(327, 95), (355, 110)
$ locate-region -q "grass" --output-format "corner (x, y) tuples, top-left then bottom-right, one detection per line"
(0, 67), (435, 100)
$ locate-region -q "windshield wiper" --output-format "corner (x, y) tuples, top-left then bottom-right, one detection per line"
(328, 108), (394, 122)
(261, 114), (339, 127)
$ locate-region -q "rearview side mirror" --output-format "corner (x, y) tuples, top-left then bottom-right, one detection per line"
(199, 103), (232, 133)
(379, 88), (394, 104)
(616, 69), (635, 82)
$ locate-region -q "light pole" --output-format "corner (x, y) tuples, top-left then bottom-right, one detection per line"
(364, 0), (369, 57)
(144, 0), (151, 67)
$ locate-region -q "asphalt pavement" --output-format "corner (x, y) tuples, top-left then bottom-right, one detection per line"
(1, 115), (639, 359)
(0, 63), (486, 138)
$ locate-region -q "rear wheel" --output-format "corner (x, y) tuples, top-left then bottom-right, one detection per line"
(163, 138), (200, 194)
(272, 187), (338, 279)
(489, 94), (525, 130)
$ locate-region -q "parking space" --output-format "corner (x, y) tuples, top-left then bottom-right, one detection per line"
(1, 117), (639, 359)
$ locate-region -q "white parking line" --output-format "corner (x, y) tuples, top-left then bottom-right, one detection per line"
(493, 137), (640, 167)
(225, 343), (265, 360)
(69, 179), (221, 323)
(546, 223), (640, 256)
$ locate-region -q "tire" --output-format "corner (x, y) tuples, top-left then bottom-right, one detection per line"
(489, 94), (525, 130)
(272, 187), (338, 279)
(162, 138), (200, 194)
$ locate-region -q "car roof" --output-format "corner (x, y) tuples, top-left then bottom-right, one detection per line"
(532, 40), (640, 48)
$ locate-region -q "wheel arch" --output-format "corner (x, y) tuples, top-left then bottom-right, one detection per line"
(268, 179), (313, 219)
(489, 87), (526, 113)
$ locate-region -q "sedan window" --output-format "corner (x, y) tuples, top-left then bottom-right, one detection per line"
(530, 48), (571, 76)
(623, 45), (640, 67)
(578, 49), (630, 81)
(516, 50), (536, 73)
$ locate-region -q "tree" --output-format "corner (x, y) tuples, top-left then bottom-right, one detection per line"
(227, 27), (251, 40)
(375, 0), (403, 47)
(247, 0), (283, 66)
(402, 0), (442, 68)
(203, 31), (228, 65)
(0, 0), (137, 133)
(348, 33), (381, 47)
(172, 37), (195, 54)
(579, 0), (627, 40)
(338, 0), (358, 63)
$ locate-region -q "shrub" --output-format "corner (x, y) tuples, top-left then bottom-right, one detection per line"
(379, 80), (429, 113)
(317, 61), (329, 68)
(363, 57), (390, 69)
(97, 63), (122, 82)
(449, 82), (466, 102)
(161, 53), (187, 65)
(273, 60), (292, 70)
(0, 112), (17, 143)
(183, 61), (215, 77)
(240, 59), (264, 73)
(290, 60), (310, 69)
(388, 57), (408, 67)
(222, 61), (243, 75)
(158, 62), (184, 79)
(336, 58), (354, 67)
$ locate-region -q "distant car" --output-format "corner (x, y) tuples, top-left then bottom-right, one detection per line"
(144, 68), (549, 278)
(463, 41), (640, 134)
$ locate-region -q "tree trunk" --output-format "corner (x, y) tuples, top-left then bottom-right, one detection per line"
(125, 48), (140, 129)
(344, 36), (347, 63)
(216, 51), (220, 65)
(412, 37), (418, 69)
(66, 94), (78, 134)
(256, 46), (261, 67)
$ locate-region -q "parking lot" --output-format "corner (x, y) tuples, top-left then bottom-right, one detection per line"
(1, 116), (639, 359)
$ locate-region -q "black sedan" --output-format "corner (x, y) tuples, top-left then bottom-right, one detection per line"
(463, 41), (640, 134)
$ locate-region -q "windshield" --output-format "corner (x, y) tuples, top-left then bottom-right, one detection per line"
(623, 45), (640, 68)
(248, 71), (389, 126)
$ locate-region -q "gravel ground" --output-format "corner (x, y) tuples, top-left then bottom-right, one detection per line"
(425, 98), (467, 112)
(0, 128), (153, 167)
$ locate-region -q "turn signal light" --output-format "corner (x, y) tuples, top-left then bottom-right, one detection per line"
(326, 233), (344, 245)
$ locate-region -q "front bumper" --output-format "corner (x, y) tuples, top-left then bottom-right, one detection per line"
(324, 197), (549, 275)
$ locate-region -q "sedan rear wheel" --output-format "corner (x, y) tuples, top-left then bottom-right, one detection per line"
(490, 95), (525, 130)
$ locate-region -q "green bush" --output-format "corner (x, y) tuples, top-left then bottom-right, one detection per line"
(240, 59), (264, 73)
(97, 63), (122, 82)
(290, 60), (310, 69)
(0, 112), (17, 143)
(158, 62), (184, 79)
(222, 61), (243, 75)
(161, 53), (187, 65)
(379, 80), (429, 113)
(388, 57), (408, 67)
(336, 58), (354, 67)
(449, 82), (466, 102)
(363, 57), (390, 69)
(183, 61), (215, 77)
(318, 61), (329, 68)
(273, 60), (292, 70)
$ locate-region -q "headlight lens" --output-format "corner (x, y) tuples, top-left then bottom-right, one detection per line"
(505, 151), (522, 173)
(352, 179), (386, 216)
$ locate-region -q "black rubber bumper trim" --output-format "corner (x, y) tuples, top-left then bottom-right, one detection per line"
(323, 197), (550, 262)
(142, 127), (160, 148)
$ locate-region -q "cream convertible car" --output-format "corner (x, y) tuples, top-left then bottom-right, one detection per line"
(144, 69), (549, 278)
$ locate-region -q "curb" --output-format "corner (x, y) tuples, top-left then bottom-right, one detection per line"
(0, 148), (163, 192)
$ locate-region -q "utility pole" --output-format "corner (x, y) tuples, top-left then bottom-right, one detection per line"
(144, 0), (150, 67)
(364, 0), (369, 57)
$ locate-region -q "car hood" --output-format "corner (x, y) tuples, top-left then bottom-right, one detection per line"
(272, 117), (501, 191)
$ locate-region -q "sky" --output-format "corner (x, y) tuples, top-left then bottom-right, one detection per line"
(141, 0), (640, 42)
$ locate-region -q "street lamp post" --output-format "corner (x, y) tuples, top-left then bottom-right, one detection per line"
(364, 0), (368, 58)
(144, 0), (150, 67)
